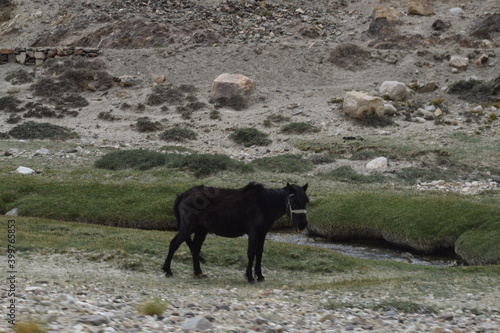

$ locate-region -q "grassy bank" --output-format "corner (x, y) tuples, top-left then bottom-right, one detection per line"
(308, 192), (500, 265)
(10, 217), (500, 301)
(2, 174), (500, 265)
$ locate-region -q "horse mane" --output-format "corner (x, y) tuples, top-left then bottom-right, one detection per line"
(243, 181), (265, 191)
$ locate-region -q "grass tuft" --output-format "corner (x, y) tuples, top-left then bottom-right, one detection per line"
(137, 299), (168, 316)
(13, 319), (46, 333)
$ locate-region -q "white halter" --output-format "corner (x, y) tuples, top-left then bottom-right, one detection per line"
(288, 194), (307, 216)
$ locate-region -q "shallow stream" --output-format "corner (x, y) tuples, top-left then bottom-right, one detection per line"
(267, 230), (459, 267)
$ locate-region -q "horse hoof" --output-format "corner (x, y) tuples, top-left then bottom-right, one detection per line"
(257, 277), (265, 282)
(194, 273), (207, 279)
(164, 272), (173, 278)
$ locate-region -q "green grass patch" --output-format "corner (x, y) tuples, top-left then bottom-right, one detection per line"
(308, 191), (500, 263)
(321, 165), (387, 183)
(95, 149), (168, 171)
(94, 149), (248, 177)
(168, 153), (250, 178)
(2, 172), (500, 264)
(0, 176), (181, 229)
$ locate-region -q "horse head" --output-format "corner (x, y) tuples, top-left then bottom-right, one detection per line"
(286, 183), (309, 233)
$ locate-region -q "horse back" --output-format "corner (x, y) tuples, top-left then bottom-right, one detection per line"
(175, 183), (267, 237)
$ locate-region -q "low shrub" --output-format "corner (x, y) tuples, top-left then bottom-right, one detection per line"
(397, 166), (454, 184)
(146, 84), (187, 106)
(0, 96), (23, 112)
(49, 93), (89, 109)
(226, 94), (248, 110)
(328, 43), (370, 70)
(229, 127), (271, 147)
(32, 77), (78, 98)
(98, 111), (119, 121)
(136, 117), (162, 132)
(94, 150), (168, 170)
(5, 68), (34, 85)
(357, 114), (393, 127)
(448, 79), (495, 103)
(160, 128), (197, 142)
(8, 121), (78, 140)
(251, 154), (313, 173)
(169, 153), (250, 178)
(280, 122), (320, 134)
(210, 109), (221, 120)
(263, 113), (290, 127)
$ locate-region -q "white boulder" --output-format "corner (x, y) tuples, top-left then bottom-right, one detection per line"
(366, 157), (388, 169)
(210, 73), (255, 100)
(16, 166), (35, 174)
(379, 81), (409, 101)
(342, 91), (385, 119)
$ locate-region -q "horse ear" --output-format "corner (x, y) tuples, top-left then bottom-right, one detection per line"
(286, 182), (293, 192)
(302, 183), (308, 192)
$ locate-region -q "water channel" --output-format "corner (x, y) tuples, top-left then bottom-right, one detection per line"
(266, 230), (459, 267)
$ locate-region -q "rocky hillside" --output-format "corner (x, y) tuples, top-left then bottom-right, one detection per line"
(0, 0), (499, 184)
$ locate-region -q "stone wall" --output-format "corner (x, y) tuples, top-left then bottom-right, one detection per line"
(0, 47), (100, 65)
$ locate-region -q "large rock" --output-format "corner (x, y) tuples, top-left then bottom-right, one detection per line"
(182, 315), (213, 331)
(379, 81), (409, 101)
(449, 55), (469, 70)
(16, 166), (35, 174)
(372, 6), (400, 22)
(210, 73), (255, 101)
(366, 157), (388, 169)
(343, 91), (385, 119)
(408, 0), (435, 16)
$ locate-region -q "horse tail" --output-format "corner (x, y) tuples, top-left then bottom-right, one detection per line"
(173, 190), (206, 264)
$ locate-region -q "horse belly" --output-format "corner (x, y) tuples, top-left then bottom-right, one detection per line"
(207, 218), (246, 238)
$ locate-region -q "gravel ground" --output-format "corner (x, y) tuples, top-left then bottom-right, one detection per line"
(2, 252), (499, 333)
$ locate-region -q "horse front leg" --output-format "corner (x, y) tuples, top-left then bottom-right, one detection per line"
(192, 229), (207, 278)
(254, 235), (266, 282)
(246, 235), (257, 283)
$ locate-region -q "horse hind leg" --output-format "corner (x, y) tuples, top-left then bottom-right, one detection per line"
(162, 233), (185, 277)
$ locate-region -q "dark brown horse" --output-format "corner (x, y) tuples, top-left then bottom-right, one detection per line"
(162, 182), (309, 282)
